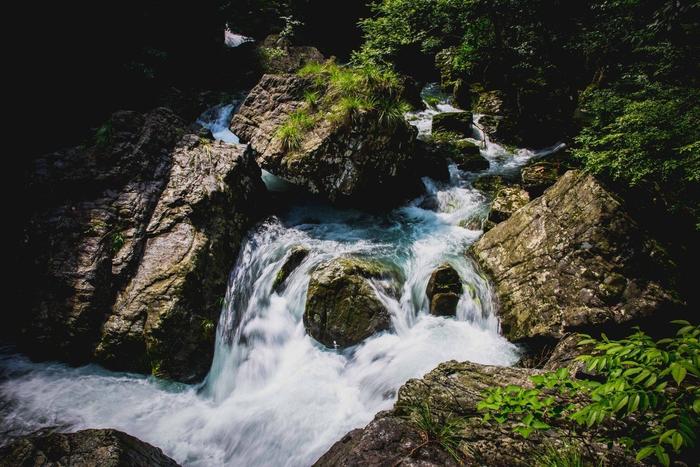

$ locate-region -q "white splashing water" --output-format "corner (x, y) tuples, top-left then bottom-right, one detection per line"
(224, 29), (253, 48)
(0, 86), (564, 466)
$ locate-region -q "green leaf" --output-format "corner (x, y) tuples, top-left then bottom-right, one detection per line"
(635, 446), (655, 461)
(614, 395), (629, 412)
(671, 364), (687, 385)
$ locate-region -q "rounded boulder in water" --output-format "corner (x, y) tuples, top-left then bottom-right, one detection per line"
(426, 263), (463, 317)
(304, 257), (395, 348)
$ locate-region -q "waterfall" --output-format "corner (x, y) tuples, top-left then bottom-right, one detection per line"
(0, 85), (564, 466)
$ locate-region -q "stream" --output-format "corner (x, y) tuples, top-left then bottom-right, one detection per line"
(1, 85), (563, 466)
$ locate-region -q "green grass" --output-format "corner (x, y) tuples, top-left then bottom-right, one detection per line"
(276, 109), (315, 151)
(295, 60), (408, 133)
(402, 402), (464, 463)
(534, 443), (602, 467)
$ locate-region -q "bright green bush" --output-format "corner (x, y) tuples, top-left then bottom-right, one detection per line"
(478, 322), (700, 466)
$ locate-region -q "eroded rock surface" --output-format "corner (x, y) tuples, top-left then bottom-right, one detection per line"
(471, 170), (680, 343)
(304, 257), (396, 348)
(0, 429), (179, 467)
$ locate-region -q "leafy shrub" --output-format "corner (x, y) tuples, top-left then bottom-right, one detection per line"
(478, 321), (700, 466)
(573, 82), (700, 227)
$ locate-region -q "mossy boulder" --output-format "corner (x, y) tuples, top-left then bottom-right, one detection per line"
(489, 186), (530, 224)
(426, 263), (463, 317)
(0, 429), (179, 467)
(315, 359), (636, 466)
(471, 171), (681, 343)
(304, 257), (395, 348)
(473, 175), (506, 195)
(432, 112), (473, 137)
(430, 132), (489, 172)
(272, 246), (310, 292)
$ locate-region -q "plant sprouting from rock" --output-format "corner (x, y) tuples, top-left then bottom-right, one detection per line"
(401, 401), (464, 464)
(478, 321), (700, 466)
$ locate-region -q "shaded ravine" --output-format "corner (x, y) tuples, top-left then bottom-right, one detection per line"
(1, 86), (562, 466)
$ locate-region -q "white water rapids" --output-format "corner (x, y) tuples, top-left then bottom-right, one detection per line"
(1, 85), (563, 466)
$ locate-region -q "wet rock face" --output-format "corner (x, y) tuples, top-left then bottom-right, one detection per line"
(471, 170), (680, 343)
(231, 74), (424, 206)
(0, 429), (180, 467)
(315, 360), (635, 466)
(431, 112), (472, 137)
(426, 264), (463, 317)
(304, 257), (395, 348)
(272, 246), (310, 292)
(23, 109), (266, 382)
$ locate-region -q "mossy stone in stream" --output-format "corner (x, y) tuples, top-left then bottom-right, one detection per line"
(432, 112), (473, 137)
(426, 263), (463, 317)
(272, 246), (310, 292)
(431, 132), (489, 172)
(304, 257), (394, 348)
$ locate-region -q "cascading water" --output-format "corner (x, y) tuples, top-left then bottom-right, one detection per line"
(0, 85), (563, 466)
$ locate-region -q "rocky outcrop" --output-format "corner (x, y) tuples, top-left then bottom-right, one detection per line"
(304, 257), (396, 348)
(315, 360), (634, 466)
(0, 429), (179, 467)
(471, 170), (680, 343)
(426, 264), (463, 317)
(231, 74), (424, 206)
(488, 186), (530, 224)
(22, 109), (266, 382)
(431, 112), (472, 136)
(272, 246), (310, 292)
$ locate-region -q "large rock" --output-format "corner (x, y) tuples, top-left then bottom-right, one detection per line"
(231, 74), (424, 206)
(426, 264), (463, 317)
(315, 360), (634, 466)
(0, 429), (179, 467)
(304, 257), (395, 348)
(22, 109), (266, 382)
(471, 170), (680, 343)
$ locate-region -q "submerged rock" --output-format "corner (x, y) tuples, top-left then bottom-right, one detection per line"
(304, 257), (395, 348)
(432, 112), (472, 137)
(471, 170), (680, 343)
(272, 246), (310, 292)
(23, 109), (266, 382)
(426, 264), (463, 317)
(488, 186), (530, 223)
(315, 360), (635, 466)
(427, 132), (488, 173)
(0, 429), (179, 467)
(231, 74), (424, 206)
